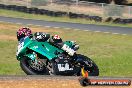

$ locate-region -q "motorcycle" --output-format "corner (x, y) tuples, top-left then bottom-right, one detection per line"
(16, 34), (99, 76)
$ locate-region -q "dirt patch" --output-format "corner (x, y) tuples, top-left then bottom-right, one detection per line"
(0, 23), (62, 33)
(0, 23), (18, 30)
(0, 23), (63, 41)
(42, 4), (103, 16)
(70, 5), (103, 15)
(0, 79), (131, 88)
(128, 0), (132, 3)
(0, 35), (17, 40)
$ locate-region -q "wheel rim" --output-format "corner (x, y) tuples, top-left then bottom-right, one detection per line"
(28, 60), (44, 71)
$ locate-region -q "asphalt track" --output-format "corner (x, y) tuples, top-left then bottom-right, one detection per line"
(0, 76), (131, 88)
(0, 75), (131, 80)
(0, 16), (132, 35)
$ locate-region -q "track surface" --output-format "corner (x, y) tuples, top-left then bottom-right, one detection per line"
(0, 16), (132, 34)
(0, 76), (131, 88)
(0, 75), (131, 80)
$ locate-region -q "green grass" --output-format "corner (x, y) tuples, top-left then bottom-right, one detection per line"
(0, 22), (132, 76)
(0, 40), (25, 75)
(0, 9), (132, 28)
(62, 29), (132, 77)
(128, 0), (132, 3)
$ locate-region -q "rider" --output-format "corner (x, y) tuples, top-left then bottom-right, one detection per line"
(17, 27), (50, 42)
(16, 27), (62, 44)
(17, 27), (79, 50)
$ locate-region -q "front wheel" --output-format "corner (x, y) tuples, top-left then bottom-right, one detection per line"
(76, 54), (99, 76)
(20, 57), (49, 75)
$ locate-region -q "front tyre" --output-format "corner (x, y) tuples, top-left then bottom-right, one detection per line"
(20, 57), (49, 75)
(76, 54), (99, 76)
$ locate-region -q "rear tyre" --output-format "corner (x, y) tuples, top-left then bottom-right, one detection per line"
(20, 57), (49, 75)
(76, 54), (99, 76)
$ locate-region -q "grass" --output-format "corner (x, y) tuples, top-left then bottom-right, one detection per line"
(128, 0), (132, 3)
(0, 9), (132, 28)
(0, 22), (132, 77)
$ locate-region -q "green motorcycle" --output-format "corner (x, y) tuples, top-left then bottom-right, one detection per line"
(16, 33), (99, 76)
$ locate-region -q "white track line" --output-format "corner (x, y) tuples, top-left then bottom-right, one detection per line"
(16, 23), (23, 25)
(112, 33), (119, 35)
(0, 21), (129, 36)
(53, 27), (60, 29)
(35, 25), (42, 27)
(94, 31), (101, 33)
(0, 21), (4, 23)
(74, 29), (80, 31)
(44, 26), (51, 28)
(84, 30), (90, 31)
(103, 32), (110, 34)
(64, 28), (71, 30)
(27, 24), (34, 26)
(7, 22), (13, 24)
(122, 34), (127, 35)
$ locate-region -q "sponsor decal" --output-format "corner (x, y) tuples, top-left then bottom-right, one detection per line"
(58, 63), (73, 71)
(62, 44), (75, 56)
(79, 68), (131, 86)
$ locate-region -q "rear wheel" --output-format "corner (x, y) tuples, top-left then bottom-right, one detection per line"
(76, 54), (99, 76)
(20, 57), (49, 75)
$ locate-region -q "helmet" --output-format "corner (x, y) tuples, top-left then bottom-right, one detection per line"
(50, 35), (62, 43)
(17, 27), (32, 41)
(34, 32), (50, 42)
